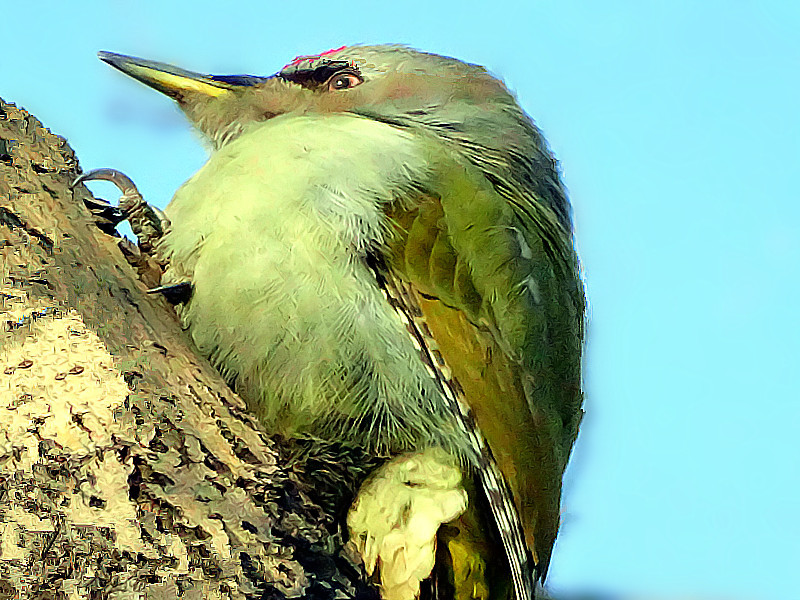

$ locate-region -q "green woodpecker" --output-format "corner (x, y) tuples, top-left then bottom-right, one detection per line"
(86, 45), (585, 600)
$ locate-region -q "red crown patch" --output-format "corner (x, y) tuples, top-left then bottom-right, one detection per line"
(284, 46), (346, 69)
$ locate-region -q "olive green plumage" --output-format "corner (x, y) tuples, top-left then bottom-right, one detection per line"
(98, 44), (584, 600)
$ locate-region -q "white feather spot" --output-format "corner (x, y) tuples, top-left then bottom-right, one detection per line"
(525, 276), (541, 305)
(515, 228), (533, 260)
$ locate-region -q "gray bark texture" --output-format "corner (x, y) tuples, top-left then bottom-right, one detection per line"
(0, 98), (375, 600)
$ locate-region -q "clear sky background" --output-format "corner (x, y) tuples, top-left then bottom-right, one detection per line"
(3, 2), (797, 599)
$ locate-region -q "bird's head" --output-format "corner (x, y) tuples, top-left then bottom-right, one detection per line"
(99, 44), (570, 228)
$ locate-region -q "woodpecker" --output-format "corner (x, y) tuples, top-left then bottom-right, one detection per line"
(81, 45), (585, 600)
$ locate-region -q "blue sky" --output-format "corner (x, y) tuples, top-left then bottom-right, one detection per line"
(3, 2), (798, 599)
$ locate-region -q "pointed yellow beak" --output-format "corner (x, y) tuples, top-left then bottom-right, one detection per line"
(98, 51), (269, 100)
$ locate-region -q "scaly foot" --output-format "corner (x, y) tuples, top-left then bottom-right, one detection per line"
(72, 168), (181, 294)
(72, 168), (168, 254)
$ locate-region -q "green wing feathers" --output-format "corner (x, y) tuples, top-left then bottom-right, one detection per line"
(386, 156), (584, 585)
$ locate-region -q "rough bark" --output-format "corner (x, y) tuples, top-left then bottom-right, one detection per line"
(0, 98), (374, 599)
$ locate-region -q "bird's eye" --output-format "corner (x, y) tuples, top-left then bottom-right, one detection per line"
(328, 72), (362, 91)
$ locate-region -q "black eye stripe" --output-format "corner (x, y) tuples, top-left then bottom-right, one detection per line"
(279, 60), (359, 87)
(311, 62), (354, 84)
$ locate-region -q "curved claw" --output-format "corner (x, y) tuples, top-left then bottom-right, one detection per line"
(72, 167), (169, 256)
(72, 168), (140, 197)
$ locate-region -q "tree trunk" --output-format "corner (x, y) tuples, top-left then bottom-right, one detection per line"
(0, 98), (371, 600)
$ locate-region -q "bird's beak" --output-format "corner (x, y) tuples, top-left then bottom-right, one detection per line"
(98, 51), (270, 100)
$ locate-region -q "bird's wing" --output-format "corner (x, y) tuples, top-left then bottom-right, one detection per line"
(382, 153), (584, 592)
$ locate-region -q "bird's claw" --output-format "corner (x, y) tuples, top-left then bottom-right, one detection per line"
(80, 196), (127, 235)
(147, 281), (193, 305)
(72, 168), (169, 254)
(73, 168), (169, 289)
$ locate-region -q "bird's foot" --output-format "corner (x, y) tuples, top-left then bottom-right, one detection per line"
(72, 168), (169, 254)
(72, 168), (169, 289)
